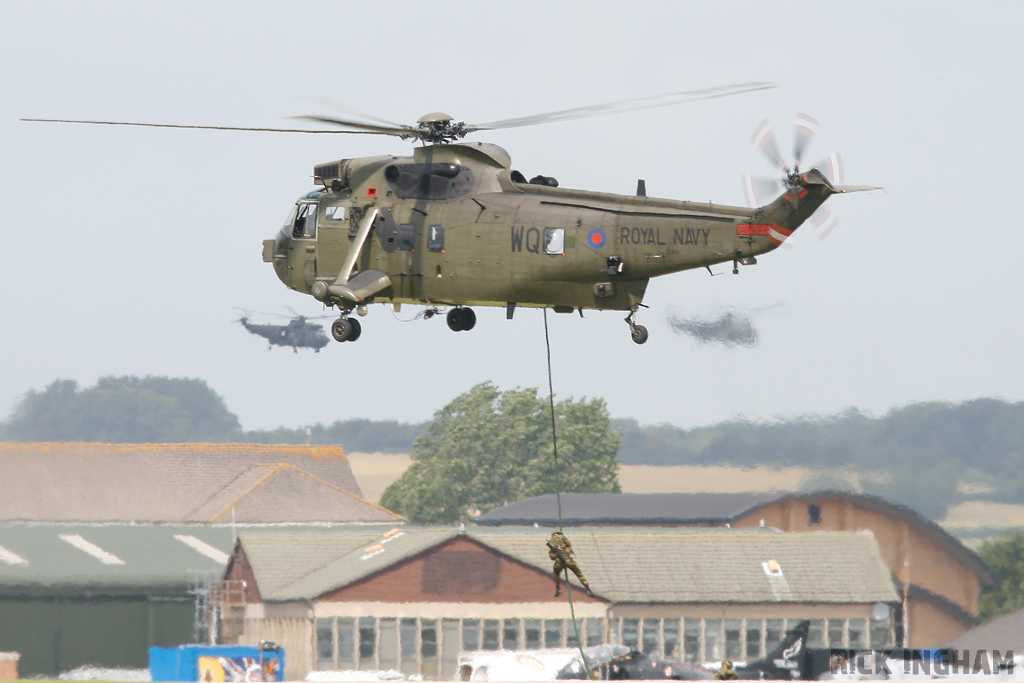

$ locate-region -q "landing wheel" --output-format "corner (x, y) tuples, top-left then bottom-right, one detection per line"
(624, 305), (648, 345)
(331, 317), (362, 342)
(446, 307), (476, 332)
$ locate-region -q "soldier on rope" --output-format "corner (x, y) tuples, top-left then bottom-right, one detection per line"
(547, 530), (594, 597)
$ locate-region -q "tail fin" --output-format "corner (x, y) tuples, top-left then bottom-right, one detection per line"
(736, 620), (809, 680)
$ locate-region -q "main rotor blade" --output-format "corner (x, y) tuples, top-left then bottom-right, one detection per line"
(21, 118), (385, 134)
(468, 82), (777, 131)
(288, 115), (418, 136)
(302, 97), (406, 128)
(793, 112), (819, 166)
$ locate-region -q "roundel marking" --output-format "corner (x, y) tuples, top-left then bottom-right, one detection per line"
(587, 228), (607, 249)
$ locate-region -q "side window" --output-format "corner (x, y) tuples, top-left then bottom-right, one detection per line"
(293, 203), (317, 239)
(323, 205), (347, 223)
(544, 228), (565, 255)
(427, 225), (445, 252)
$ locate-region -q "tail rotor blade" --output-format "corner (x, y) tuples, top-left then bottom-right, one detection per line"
(742, 174), (785, 207)
(793, 113), (820, 167)
(752, 119), (789, 172)
(812, 205), (839, 241)
(810, 151), (845, 184)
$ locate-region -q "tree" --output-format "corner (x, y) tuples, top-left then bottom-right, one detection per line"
(978, 533), (1024, 620)
(8, 376), (241, 442)
(380, 383), (620, 524)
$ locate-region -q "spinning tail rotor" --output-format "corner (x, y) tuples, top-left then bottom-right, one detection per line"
(744, 114), (850, 245)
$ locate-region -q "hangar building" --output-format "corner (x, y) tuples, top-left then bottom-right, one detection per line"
(221, 525), (899, 680)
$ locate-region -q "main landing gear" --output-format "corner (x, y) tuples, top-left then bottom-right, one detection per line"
(331, 316), (361, 343)
(625, 305), (648, 345)
(447, 307), (476, 332)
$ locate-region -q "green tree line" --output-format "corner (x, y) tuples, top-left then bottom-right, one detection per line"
(6, 377), (1024, 519)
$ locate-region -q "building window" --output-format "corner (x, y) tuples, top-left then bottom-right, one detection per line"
(358, 616), (376, 668)
(808, 504), (822, 525)
(317, 618), (335, 670)
(847, 618), (866, 649)
(724, 619), (742, 661)
(663, 619), (680, 660)
(765, 618), (783, 653)
(337, 618), (355, 669)
(870, 616), (892, 648)
(379, 618), (398, 670)
(745, 619), (762, 660)
(621, 618), (639, 650)
(683, 619), (700, 663)
(462, 619), (480, 651)
(400, 618), (418, 675)
(586, 618), (605, 647)
(828, 618), (845, 648)
(525, 619), (542, 649)
(502, 619), (520, 650)
(704, 619), (722, 663)
(482, 619), (500, 650)
(441, 619), (460, 679)
(808, 619), (826, 648)
(544, 619), (564, 648)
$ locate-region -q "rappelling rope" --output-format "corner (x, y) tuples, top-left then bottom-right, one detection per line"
(543, 308), (593, 678)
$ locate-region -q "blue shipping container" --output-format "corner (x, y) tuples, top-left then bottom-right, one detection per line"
(150, 644), (285, 682)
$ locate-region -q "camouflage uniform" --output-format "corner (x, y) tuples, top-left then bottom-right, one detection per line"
(714, 660), (739, 680)
(548, 531), (594, 597)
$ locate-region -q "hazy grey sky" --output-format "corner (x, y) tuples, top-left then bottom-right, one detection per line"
(2, 2), (1021, 431)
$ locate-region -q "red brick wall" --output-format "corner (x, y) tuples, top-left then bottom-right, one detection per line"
(320, 536), (604, 604)
(225, 542), (263, 603)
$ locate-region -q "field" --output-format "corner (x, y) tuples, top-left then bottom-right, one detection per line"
(347, 454), (847, 501)
(346, 453), (1024, 544)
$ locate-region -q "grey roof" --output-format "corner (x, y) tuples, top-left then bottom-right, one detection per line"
(0, 442), (401, 524)
(239, 525), (898, 605)
(945, 605), (1024, 651)
(477, 490), (994, 586)
(0, 523), (235, 596)
(475, 492), (779, 525)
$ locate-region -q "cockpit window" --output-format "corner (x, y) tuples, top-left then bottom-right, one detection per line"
(383, 163), (476, 200)
(292, 203), (317, 239)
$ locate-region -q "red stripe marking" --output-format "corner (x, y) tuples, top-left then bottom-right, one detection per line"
(737, 224), (772, 235)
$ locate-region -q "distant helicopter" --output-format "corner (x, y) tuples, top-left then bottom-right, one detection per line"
(25, 85), (879, 345)
(237, 309), (331, 352)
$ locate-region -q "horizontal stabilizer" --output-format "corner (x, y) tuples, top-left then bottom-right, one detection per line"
(832, 184), (883, 193)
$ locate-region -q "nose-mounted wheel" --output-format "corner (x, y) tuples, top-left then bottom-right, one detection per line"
(331, 317), (361, 343)
(625, 306), (648, 345)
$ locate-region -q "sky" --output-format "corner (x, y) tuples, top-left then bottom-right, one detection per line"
(2, 1), (1022, 432)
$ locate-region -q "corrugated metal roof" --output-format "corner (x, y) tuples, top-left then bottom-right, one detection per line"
(0, 442), (401, 524)
(475, 492), (779, 525)
(240, 526), (898, 605)
(0, 523), (235, 595)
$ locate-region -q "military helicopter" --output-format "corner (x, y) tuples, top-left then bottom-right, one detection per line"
(237, 308), (331, 352)
(25, 84), (878, 344)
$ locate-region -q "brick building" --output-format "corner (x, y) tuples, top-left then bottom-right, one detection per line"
(478, 491), (994, 647)
(221, 525), (898, 680)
